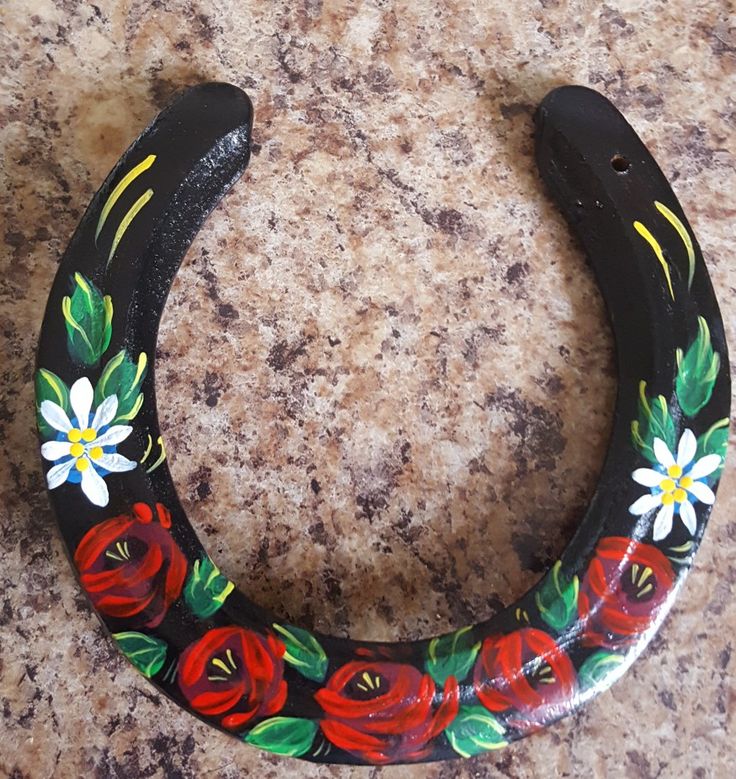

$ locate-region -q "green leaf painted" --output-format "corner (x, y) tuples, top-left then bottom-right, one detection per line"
(62, 273), (113, 366)
(696, 418), (729, 481)
(272, 623), (328, 683)
(35, 368), (71, 438)
(94, 349), (147, 423)
(425, 626), (481, 685)
(578, 651), (625, 692)
(184, 557), (235, 618)
(631, 381), (676, 463)
(244, 717), (318, 757)
(112, 631), (167, 678)
(534, 561), (579, 632)
(445, 705), (507, 758)
(675, 317), (721, 417)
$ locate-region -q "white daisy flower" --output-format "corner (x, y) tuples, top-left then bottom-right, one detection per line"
(39, 377), (136, 507)
(629, 429), (721, 542)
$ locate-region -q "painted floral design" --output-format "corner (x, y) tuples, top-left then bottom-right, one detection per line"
(629, 429), (720, 541)
(40, 376), (136, 507)
(473, 628), (576, 730)
(74, 502), (187, 628)
(315, 661), (459, 764)
(578, 536), (675, 650)
(179, 627), (287, 730)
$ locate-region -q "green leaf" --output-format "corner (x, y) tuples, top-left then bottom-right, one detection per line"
(696, 418), (729, 482)
(94, 349), (147, 423)
(425, 626), (481, 685)
(112, 631), (167, 678)
(675, 317), (721, 417)
(534, 561), (578, 632)
(631, 380), (676, 463)
(445, 705), (507, 758)
(62, 273), (113, 366)
(184, 557), (235, 618)
(578, 651), (625, 692)
(244, 717), (318, 757)
(272, 623), (328, 683)
(35, 368), (71, 438)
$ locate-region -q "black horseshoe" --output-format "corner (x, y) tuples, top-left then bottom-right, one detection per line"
(36, 83), (730, 765)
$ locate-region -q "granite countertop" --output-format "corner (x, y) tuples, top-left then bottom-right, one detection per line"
(2, 1), (735, 776)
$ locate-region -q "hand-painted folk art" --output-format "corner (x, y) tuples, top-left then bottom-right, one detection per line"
(36, 84), (730, 764)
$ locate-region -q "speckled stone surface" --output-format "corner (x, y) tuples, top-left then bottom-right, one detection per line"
(1, 1), (735, 776)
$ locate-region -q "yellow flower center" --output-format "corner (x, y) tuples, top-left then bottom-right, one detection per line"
(667, 464), (683, 479)
(659, 479), (676, 493)
(68, 428), (82, 443)
(75, 457), (90, 472)
(661, 493), (675, 506)
(89, 446), (103, 460)
(81, 427), (97, 442)
(69, 442), (85, 458)
(658, 467), (694, 505)
(673, 488), (687, 503)
(679, 476), (693, 489)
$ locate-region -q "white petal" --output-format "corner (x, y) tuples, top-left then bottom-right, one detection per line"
(652, 503), (674, 541)
(80, 465), (109, 507)
(632, 468), (663, 487)
(91, 425), (132, 448)
(95, 453), (137, 473)
(46, 458), (76, 489)
(629, 492), (662, 515)
(653, 437), (676, 468)
(676, 429), (697, 468)
(41, 440), (72, 461)
(70, 377), (94, 429)
(686, 481), (716, 505)
(679, 500), (697, 535)
(688, 454), (721, 481)
(40, 401), (72, 433)
(91, 395), (119, 430)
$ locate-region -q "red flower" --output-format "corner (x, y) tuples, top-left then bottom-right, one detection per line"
(178, 627), (287, 730)
(74, 502), (187, 628)
(315, 661), (459, 764)
(473, 628), (576, 730)
(579, 536), (675, 649)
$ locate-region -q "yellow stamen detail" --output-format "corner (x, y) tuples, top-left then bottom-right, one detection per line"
(668, 465), (683, 479)
(70, 442), (85, 458)
(362, 671), (375, 689)
(638, 582), (654, 598)
(679, 476), (694, 489)
(211, 658), (231, 675)
(673, 488), (687, 503)
(89, 446), (103, 460)
(659, 479), (676, 493)
(638, 567), (653, 586)
(82, 428), (97, 442)
(356, 683), (368, 691)
(226, 649), (236, 669)
(661, 493), (675, 506)
(75, 458), (90, 472)
(68, 428), (82, 443)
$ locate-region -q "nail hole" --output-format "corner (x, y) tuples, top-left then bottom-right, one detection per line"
(611, 154), (630, 173)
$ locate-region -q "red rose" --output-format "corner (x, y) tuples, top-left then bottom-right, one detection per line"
(178, 627), (287, 730)
(74, 502), (187, 628)
(315, 661), (459, 764)
(579, 536), (675, 649)
(473, 628), (576, 730)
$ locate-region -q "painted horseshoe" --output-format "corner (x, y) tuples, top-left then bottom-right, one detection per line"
(36, 83), (730, 765)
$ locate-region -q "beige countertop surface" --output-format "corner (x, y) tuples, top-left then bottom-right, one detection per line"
(1, 1), (734, 776)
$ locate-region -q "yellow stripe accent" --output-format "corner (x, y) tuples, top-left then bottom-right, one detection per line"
(140, 433), (153, 464)
(145, 435), (166, 473)
(96, 154), (156, 242)
(633, 221), (675, 300)
(655, 201), (695, 289)
(38, 368), (66, 406)
(62, 296), (95, 353)
(107, 188), (154, 267)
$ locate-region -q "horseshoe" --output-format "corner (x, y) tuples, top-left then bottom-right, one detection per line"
(36, 83), (730, 765)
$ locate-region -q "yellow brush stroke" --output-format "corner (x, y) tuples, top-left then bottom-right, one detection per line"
(107, 188), (154, 267)
(633, 221), (675, 300)
(654, 201), (696, 289)
(140, 433), (153, 464)
(96, 154), (156, 243)
(146, 436), (166, 473)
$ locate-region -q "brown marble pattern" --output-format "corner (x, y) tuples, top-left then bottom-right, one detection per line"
(1, 0), (735, 776)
